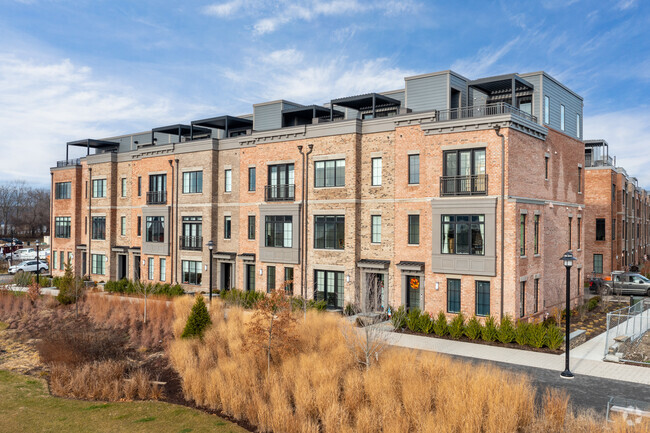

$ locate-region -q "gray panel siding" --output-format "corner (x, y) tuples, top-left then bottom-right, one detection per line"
(449, 74), (468, 108)
(405, 74), (448, 112)
(254, 102), (283, 131)
(542, 75), (583, 139)
(521, 73), (542, 124)
(381, 90), (405, 106)
(468, 87), (488, 108)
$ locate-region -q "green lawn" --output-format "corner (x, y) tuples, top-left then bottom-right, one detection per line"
(0, 370), (248, 433)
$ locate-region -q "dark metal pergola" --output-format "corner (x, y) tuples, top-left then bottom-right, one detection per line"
(329, 93), (401, 120)
(151, 124), (212, 146)
(468, 74), (534, 106)
(66, 139), (119, 161)
(282, 105), (343, 126)
(191, 115), (253, 139)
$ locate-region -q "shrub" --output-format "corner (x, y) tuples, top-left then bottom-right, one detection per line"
(56, 262), (77, 305)
(448, 313), (465, 339)
(418, 311), (434, 334)
(545, 325), (564, 350)
(542, 315), (557, 328)
(181, 296), (212, 339)
(528, 323), (546, 348)
(390, 306), (406, 329)
(497, 315), (515, 344)
(103, 278), (183, 297)
(433, 311), (448, 336)
(587, 296), (600, 312)
(514, 321), (530, 346)
(481, 316), (498, 342)
(12, 271), (33, 287)
(464, 316), (483, 340)
(344, 303), (357, 316)
(221, 289), (265, 309)
(406, 308), (421, 332)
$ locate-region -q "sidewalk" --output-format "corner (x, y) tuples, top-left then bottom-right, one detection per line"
(381, 325), (650, 385)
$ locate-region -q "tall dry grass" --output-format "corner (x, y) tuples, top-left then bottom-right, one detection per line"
(0, 289), (34, 321)
(169, 298), (643, 433)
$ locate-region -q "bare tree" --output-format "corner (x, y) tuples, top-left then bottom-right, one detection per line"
(341, 321), (391, 370)
(0, 181), (49, 237)
(133, 280), (163, 324)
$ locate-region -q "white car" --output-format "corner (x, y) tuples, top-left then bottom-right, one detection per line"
(13, 248), (37, 260)
(8, 260), (48, 274)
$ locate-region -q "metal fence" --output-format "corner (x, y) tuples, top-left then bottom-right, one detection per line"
(603, 299), (650, 363)
(606, 396), (650, 424)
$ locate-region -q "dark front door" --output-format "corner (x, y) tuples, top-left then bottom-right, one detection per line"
(245, 264), (255, 292)
(81, 252), (87, 276)
(133, 255), (141, 280)
(406, 275), (421, 310)
(117, 255), (127, 280)
(221, 263), (232, 290)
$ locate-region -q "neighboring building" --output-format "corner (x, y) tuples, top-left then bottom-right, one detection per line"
(583, 140), (650, 277)
(51, 69), (586, 319)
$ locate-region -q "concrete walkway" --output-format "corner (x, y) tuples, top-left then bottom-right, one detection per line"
(383, 325), (650, 385)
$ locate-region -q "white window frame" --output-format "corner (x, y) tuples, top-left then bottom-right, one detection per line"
(148, 257), (154, 280)
(224, 169), (232, 192)
(371, 158), (382, 186)
(371, 215), (381, 243)
(160, 258), (166, 281)
(120, 215), (126, 236)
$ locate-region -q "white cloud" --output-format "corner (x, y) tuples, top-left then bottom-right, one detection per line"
(584, 108), (650, 189)
(617, 0), (638, 10)
(202, 0), (246, 17)
(450, 38), (520, 79)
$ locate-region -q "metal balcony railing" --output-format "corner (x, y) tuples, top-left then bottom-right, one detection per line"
(440, 174), (488, 196)
(437, 102), (537, 124)
(265, 184), (295, 201)
(56, 158), (81, 167)
(179, 235), (203, 251)
(146, 190), (167, 205)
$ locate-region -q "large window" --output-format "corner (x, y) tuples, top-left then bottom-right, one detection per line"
(224, 169), (232, 192)
(91, 254), (105, 275)
(442, 148), (486, 195)
(160, 258), (166, 282)
(224, 216), (231, 239)
(181, 216), (202, 250)
(371, 215), (381, 243)
(520, 214), (526, 256)
(408, 154), (419, 184)
(593, 254), (603, 274)
(596, 218), (606, 241)
(55, 182), (71, 199)
(315, 270), (344, 308)
(315, 159), (345, 187)
(441, 215), (484, 255)
(183, 171), (203, 194)
(92, 216), (106, 240)
(265, 216), (292, 247)
(182, 260), (202, 285)
(534, 215), (540, 255)
(146, 216), (164, 243)
(447, 279), (461, 313)
(248, 215), (256, 240)
(408, 215), (420, 245)
(475, 281), (490, 316)
(371, 158), (382, 186)
(560, 104), (565, 130)
(267, 266), (276, 293)
(267, 164), (294, 200)
(520, 281), (526, 318)
(248, 167), (256, 191)
(92, 179), (106, 198)
(54, 217), (71, 238)
(544, 95), (550, 124)
(148, 257), (154, 280)
(314, 216), (344, 249)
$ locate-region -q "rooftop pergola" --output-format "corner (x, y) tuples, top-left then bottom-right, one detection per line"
(151, 124), (211, 145)
(329, 93), (401, 120)
(191, 115), (253, 139)
(282, 105), (343, 126)
(65, 139), (119, 161)
(468, 74), (534, 106)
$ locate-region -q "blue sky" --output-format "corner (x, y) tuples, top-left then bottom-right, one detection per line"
(1, 0), (650, 187)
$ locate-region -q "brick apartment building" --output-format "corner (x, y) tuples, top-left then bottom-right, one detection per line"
(50, 70), (586, 320)
(583, 139), (650, 278)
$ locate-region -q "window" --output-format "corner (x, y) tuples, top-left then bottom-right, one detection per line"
(545, 156), (549, 180)
(160, 258), (166, 282)
(267, 266), (276, 292)
(576, 114), (581, 138)
(534, 279), (539, 314)
(137, 177), (142, 196)
(224, 169), (232, 192)
(284, 267), (294, 294)
(248, 167), (256, 191)
(148, 257), (154, 280)
(267, 164), (295, 200)
(447, 279), (461, 313)
(137, 216), (141, 237)
(408, 215), (420, 245)
(55, 182), (71, 199)
(520, 281), (526, 317)
(578, 167), (582, 193)
(612, 219), (616, 240)
(408, 154), (420, 184)
(577, 217), (581, 249)
(182, 260), (202, 285)
(92, 216), (106, 240)
(596, 218), (606, 241)
(120, 216), (126, 236)
(314, 216), (344, 249)
(475, 281), (490, 316)
(146, 216), (164, 243)
(92, 179), (106, 198)
(371, 158), (382, 186)
(91, 254), (105, 275)
(182, 171), (203, 194)
(246, 264), (255, 292)
(593, 254), (603, 274)
(315, 270), (344, 308)
(568, 217), (572, 249)
(315, 159), (345, 187)
(544, 95), (550, 124)
(534, 215), (539, 255)
(371, 215), (381, 243)
(520, 214), (526, 256)
(52, 250), (57, 270)
(248, 215), (256, 240)
(85, 181), (88, 199)
(54, 217), (71, 238)
(560, 104), (565, 130)
(265, 216), (292, 247)
(59, 251), (64, 270)
(85, 216), (87, 235)
(441, 215), (484, 255)
(181, 216), (202, 250)
(121, 178), (127, 197)
(224, 216), (231, 239)
(149, 174), (166, 192)
(442, 148), (486, 194)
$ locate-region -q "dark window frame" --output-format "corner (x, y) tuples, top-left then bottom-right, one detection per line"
(371, 215), (381, 244)
(91, 179), (106, 198)
(520, 281), (526, 318)
(248, 215), (256, 240)
(182, 260), (202, 285)
(596, 218), (606, 241)
(267, 266), (276, 293)
(475, 281), (490, 316)
(224, 216), (231, 239)
(145, 216), (165, 243)
(91, 254), (105, 275)
(248, 167), (256, 192)
(182, 171), (203, 194)
(265, 215), (292, 248)
(91, 216), (106, 240)
(534, 214), (539, 255)
(371, 157), (382, 186)
(315, 159), (345, 188)
(54, 216), (71, 238)
(284, 267), (294, 294)
(520, 214), (526, 256)
(593, 254), (603, 274)
(534, 279), (539, 314)
(447, 279), (461, 313)
(314, 269), (344, 308)
(408, 214), (420, 245)
(441, 214), (485, 255)
(408, 154), (420, 185)
(314, 215), (344, 250)
(55, 182), (71, 200)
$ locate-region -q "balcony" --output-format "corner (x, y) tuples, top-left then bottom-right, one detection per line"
(440, 174), (488, 196)
(146, 190), (167, 205)
(179, 236), (203, 251)
(56, 158), (81, 168)
(265, 184), (295, 201)
(437, 102), (537, 124)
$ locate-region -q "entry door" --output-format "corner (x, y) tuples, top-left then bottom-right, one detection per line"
(406, 275), (421, 310)
(133, 255), (141, 280)
(118, 255), (127, 280)
(81, 252), (87, 276)
(221, 263), (232, 290)
(246, 264), (255, 291)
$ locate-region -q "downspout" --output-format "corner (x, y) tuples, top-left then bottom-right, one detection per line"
(494, 126), (505, 320)
(168, 159), (174, 284)
(297, 145), (305, 299)
(175, 158), (180, 284)
(88, 167), (92, 277)
(305, 144), (314, 298)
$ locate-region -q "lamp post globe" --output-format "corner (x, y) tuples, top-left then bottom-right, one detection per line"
(206, 240), (214, 302)
(560, 250), (577, 379)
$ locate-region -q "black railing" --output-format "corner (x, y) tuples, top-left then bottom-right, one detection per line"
(56, 158), (81, 167)
(146, 190), (167, 205)
(437, 102), (537, 124)
(265, 184), (295, 201)
(179, 235), (203, 251)
(440, 174), (488, 196)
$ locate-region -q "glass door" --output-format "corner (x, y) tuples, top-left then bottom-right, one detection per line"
(406, 275), (420, 310)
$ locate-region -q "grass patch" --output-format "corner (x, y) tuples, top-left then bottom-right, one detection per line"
(0, 321), (8, 331)
(0, 370), (248, 433)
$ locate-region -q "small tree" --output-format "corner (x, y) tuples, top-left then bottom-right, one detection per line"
(132, 280), (163, 324)
(342, 322), (390, 370)
(181, 295), (212, 339)
(56, 260), (76, 305)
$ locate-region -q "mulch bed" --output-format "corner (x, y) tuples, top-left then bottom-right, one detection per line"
(560, 298), (630, 341)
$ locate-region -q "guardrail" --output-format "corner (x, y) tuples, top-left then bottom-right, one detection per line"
(56, 158), (81, 167)
(440, 174), (488, 196)
(437, 102), (538, 124)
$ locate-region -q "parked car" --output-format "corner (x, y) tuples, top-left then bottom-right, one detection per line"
(8, 260), (48, 274)
(604, 272), (650, 296)
(0, 238), (23, 245)
(588, 277), (607, 294)
(13, 248), (36, 260)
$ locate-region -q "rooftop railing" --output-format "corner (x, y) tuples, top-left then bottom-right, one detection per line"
(437, 102), (537, 124)
(585, 156), (615, 168)
(56, 158), (81, 167)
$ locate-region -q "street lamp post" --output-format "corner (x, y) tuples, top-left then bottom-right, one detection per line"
(560, 250), (577, 379)
(206, 240), (214, 302)
(35, 240), (40, 284)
